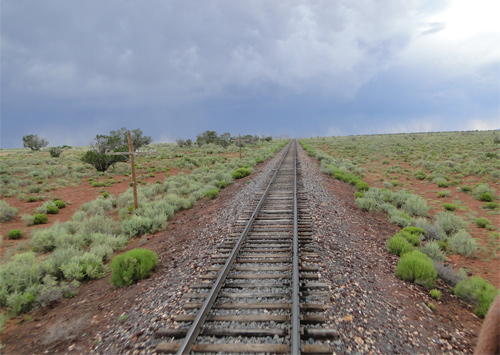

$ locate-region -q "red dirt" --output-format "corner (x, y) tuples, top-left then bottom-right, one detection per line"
(0, 152), (491, 354)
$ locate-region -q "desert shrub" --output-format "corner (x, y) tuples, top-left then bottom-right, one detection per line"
(354, 191), (364, 198)
(29, 186), (41, 193)
(89, 233), (128, 251)
(478, 193), (494, 202)
(413, 218), (447, 241)
(121, 216), (154, 238)
(49, 147), (62, 158)
(53, 200), (66, 209)
(386, 235), (414, 256)
(60, 252), (106, 281)
(26, 196), (38, 202)
(0, 200), (18, 223)
(35, 275), (79, 307)
(413, 170), (427, 180)
(5, 292), (36, 315)
(355, 181), (370, 192)
(402, 195), (429, 217)
(398, 227), (424, 246)
(482, 202), (499, 210)
(0, 252), (43, 313)
(355, 197), (377, 212)
(389, 209), (412, 227)
(436, 179), (448, 188)
(232, 168), (251, 179)
(7, 229), (23, 240)
(395, 250), (437, 288)
(434, 262), (466, 286)
(448, 230), (478, 257)
(89, 244), (114, 262)
(442, 203), (456, 212)
(436, 191), (450, 198)
(434, 212), (467, 235)
(205, 188), (220, 199)
(454, 276), (499, 317)
(33, 213), (48, 225)
(430, 289), (442, 299)
(475, 217), (492, 228)
(460, 185), (472, 193)
(217, 181), (227, 189)
(419, 241), (446, 262)
(46, 204), (59, 215)
(110, 249), (158, 287)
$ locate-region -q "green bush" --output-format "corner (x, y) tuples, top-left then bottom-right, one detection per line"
(478, 192), (494, 202)
(454, 276), (499, 317)
(460, 185), (472, 193)
(53, 200), (66, 209)
(475, 217), (492, 228)
(430, 289), (442, 299)
(437, 180), (449, 188)
(232, 168), (251, 179)
(413, 171), (427, 180)
(7, 229), (23, 240)
(448, 230), (478, 257)
(49, 147), (62, 158)
(397, 227), (424, 246)
(46, 204), (59, 215)
(26, 196), (37, 202)
(386, 235), (414, 256)
(217, 181), (227, 189)
(436, 191), (449, 198)
(0, 200), (18, 223)
(355, 181), (370, 192)
(354, 191), (364, 198)
(205, 188), (219, 199)
(33, 214), (48, 225)
(482, 202), (499, 210)
(110, 249), (158, 287)
(395, 250), (437, 288)
(443, 203), (456, 212)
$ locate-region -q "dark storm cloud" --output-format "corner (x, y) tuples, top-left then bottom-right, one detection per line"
(1, 0), (498, 148)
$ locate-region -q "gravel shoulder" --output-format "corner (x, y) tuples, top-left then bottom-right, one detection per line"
(1, 144), (483, 354)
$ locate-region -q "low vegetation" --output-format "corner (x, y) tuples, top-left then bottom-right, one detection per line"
(301, 131), (499, 316)
(110, 249), (158, 287)
(0, 132), (288, 317)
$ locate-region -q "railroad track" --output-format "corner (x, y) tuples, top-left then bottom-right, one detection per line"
(155, 140), (337, 354)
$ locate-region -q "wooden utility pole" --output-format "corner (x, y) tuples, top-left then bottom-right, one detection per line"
(127, 131), (139, 209)
(239, 134), (242, 160)
(106, 130), (154, 210)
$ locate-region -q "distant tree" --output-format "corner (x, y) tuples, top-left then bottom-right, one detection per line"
(176, 139), (186, 147)
(81, 128), (151, 172)
(22, 135), (49, 151)
(196, 130), (218, 146)
(109, 127), (153, 151)
(185, 139), (193, 147)
(49, 147), (62, 158)
(219, 132), (232, 148)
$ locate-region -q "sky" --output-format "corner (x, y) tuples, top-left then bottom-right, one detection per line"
(1, 0), (499, 148)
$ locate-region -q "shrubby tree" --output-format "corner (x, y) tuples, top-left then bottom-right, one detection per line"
(196, 130), (218, 146)
(81, 128), (152, 172)
(109, 127), (153, 151)
(22, 135), (49, 151)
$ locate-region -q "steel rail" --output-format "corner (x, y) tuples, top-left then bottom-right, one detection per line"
(291, 139), (300, 354)
(175, 141), (293, 355)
